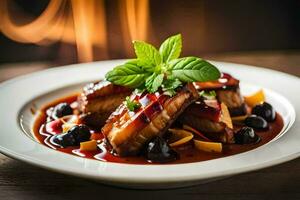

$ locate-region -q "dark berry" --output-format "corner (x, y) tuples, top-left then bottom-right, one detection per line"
(235, 127), (261, 144)
(52, 103), (73, 118)
(51, 133), (77, 147)
(252, 102), (276, 122)
(68, 125), (91, 144)
(145, 136), (178, 163)
(245, 115), (269, 130)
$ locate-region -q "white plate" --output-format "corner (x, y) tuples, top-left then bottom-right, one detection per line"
(0, 60), (299, 189)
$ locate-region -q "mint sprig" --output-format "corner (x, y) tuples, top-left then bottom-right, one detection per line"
(105, 34), (221, 96)
(105, 59), (151, 88)
(159, 34), (182, 63)
(145, 73), (164, 93)
(168, 57), (220, 82)
(133, 41), (161, 69)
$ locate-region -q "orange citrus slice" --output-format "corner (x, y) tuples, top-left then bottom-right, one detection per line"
(168, 129), (194, 147)
(244, 89), (265, 107)
(80, 140), (97, 151)
(194, 140), (222, 153)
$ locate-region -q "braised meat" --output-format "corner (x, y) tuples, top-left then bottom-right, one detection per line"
(78, 80), (132, 128)
(102, 83), (199, 156)
(194, 73), (247, 116)
(179, 99), (234, 143)
(217, 88), (247, 116)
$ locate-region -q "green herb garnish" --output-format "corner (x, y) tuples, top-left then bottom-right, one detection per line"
(105, 34), (220, 96)
(161, 76), (183, 96)
(125, 96), (141, 111)
(199, 90), (217, 100)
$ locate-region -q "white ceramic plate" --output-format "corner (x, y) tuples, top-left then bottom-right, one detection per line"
(0, 60), (299, 189)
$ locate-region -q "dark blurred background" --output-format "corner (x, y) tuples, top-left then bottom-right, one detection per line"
(0, 0), (299, 79)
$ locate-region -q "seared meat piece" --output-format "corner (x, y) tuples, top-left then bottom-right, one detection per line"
(79, 111), (114, 129)
(217, 88), (246, 116)
(78, 80), (132, 128)
(194, 73), (247, 116)
(179, 100), (234, 143)
(102, 83), (199, 156)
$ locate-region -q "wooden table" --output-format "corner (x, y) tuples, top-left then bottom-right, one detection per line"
(0, 51), (299, 200)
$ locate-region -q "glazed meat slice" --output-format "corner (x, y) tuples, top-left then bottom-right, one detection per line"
(216, 88), (246, 116)
(78, 80), (132, 128)
(102, 83), (199, 156)
(193, 73), (247, 116)
(179, 99), (234, 143)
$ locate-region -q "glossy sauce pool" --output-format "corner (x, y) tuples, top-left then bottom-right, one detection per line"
(33, 94), (284, 164)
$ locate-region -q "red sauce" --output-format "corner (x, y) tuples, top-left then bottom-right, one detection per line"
(33, 94), (284, 165)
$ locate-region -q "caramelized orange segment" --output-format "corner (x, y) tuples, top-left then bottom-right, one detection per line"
(244, 89), (265, 107)
(62, 123), (77, 133)
(168, 129), (194, 147)
(194, 140), (222, 153)
(80, 140), (98, 151)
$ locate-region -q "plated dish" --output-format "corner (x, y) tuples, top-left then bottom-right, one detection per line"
(0, 34), (298, 188)
(34, 75), (284, 164)
(34, 34), (284, 164)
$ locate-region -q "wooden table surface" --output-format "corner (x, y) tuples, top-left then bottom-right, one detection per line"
(0, 51), (299, 200)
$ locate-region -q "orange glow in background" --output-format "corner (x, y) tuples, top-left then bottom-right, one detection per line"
(0, 0), (150, 62)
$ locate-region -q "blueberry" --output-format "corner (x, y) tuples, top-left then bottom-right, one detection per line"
(252, 102), (276, 122)
(245, 115), (269, 130)
(67, 125), (91, 143)
(52, 103), (73, 118)
(145, 136), (178, 163)
(51, 133), (77, 147)
(235, 127), (261, 144)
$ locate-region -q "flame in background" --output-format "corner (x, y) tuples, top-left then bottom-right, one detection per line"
(119, 0), (149, 56)
(0, 0), (149, 62)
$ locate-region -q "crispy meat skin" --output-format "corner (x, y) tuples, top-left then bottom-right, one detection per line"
(78, 80), (132, 128)
(102, 83), (199, 156)
(193, 73), (247, 116)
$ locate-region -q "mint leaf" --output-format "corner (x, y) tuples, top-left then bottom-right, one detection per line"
(105, 59), (151, 88)
(125, 96), (141, 111)
(145, 73), (164, 93)
(145, 73), (156, 92)
(168, 57), (220, 82)
(133, 41), (161, 67)
(152, 74), (164, 92)
(159, 34), (182, 63)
